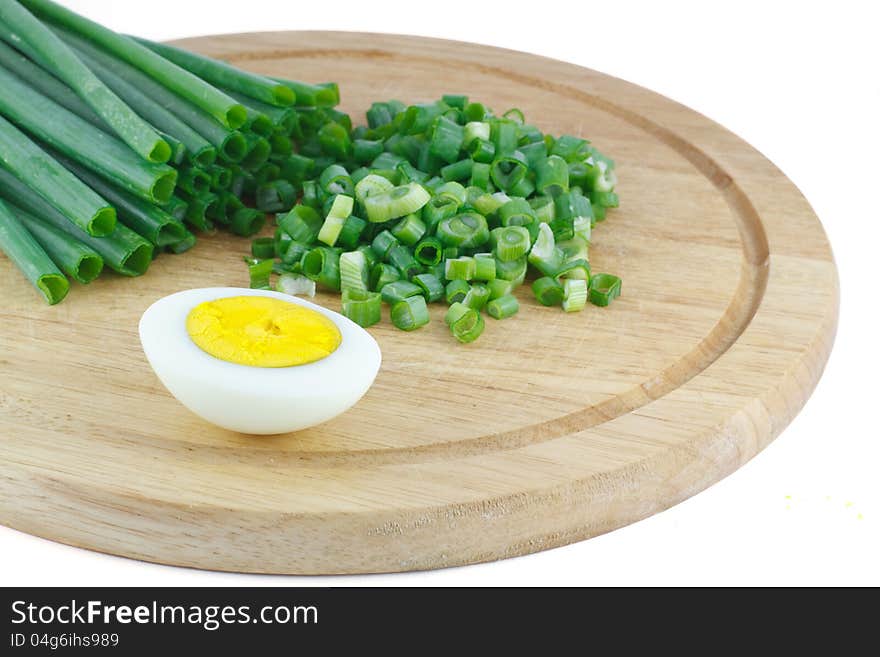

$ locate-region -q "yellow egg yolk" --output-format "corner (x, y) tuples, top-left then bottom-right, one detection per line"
(186, 296), (342, 368)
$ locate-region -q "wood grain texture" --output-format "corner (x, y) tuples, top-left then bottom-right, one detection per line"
(0, 32), (838, 574)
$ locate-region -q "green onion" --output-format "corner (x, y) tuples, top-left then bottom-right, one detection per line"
(134, 37), (294, 107)
(445, 302), (485, 343)
(381, 279), (422, 305)
(62, 32), (247, 163)
(562, 278), (588, 312)
(588, 273), (622, 306)
(276, 272), (316, 298)
(353, 139), (384, 164)
(532, 277), (564, 306)
(498, 198), (536, 226)
(529, 195), (556, 223)
(391, 213), (427, 246)
(59, 158), (186, 247)
(25, 1), (247, 128)
(386, 243), (420, 278)
(0, 1), (171, 163)
(494, 226), (532, 262)
(445, 279), (470, 304)
(342, 289), (382, 328)
(391, 295), (430, 331)
(301, 246), (341, 291)
(0, 114), (115, 237)
(584, 159), (617, 193)
(473, 253), (497, 281)
(445, 256), (476, 281)
(463, 284), (490, 311)
(339, 249), (369, 295)
(281, 240), (310, 267)
(412, 273), (445, 302)
(486, 294), (519, 319)
(12, 206), (103, 284)
(0, 198), (69, 304)
(166, 230), (196, 255)
(0, 66), (176, 204)
(274, 78), (339, 108)
(555, 258), (591, 282)
(0, 169), (151, 276)
(245, 257), (273, 289)
(363, 183), (430, 223)
(317, 194), (354, 246)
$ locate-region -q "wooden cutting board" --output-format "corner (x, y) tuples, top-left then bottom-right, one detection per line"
(0, 32), (838, 574)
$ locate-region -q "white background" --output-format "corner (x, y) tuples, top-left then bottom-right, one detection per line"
(1, 0), (877, 586)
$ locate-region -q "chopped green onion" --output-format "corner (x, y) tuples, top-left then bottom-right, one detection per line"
(494, 257), (527, 285)
(386, 243), (420, 278)
(494, 226), (532, 262)
(487, 278), (515, 300)
(445, 279), (470, 304)
(251, 237), (275, 259)
(412, 273), (445, 302)
(490, 120), (518, 155)
(230, 207), (266, 237)
(562, 278), (588, 312)
(473, 253), (497, 281)
(342, 289), (382, 328)
(535, 155), (570, 196)
(468, 138), (496, 164)
(532, 276), (564, 306)
(391, 213), (427, 246)
(436, 213), (490, 249)
(255, 180), (297, 213)
(445, 302), (485, 343)
(317, 194), (354, 246)
(246, 257), (273, 289)
(353, 139), (384, 164)
(370, 262), (401, 291)
(486, 294), (519, 319)
(551, 135), (591, 162)
(588, 273), (622, 307)
(337, 214), (367, 249)
(340, 249), (369, 295)
(430, 116), (465, 163)
(463, 284), (490, 311)
(279, 205), (322, 243)
(463, 121), (490, 146)
(470, 162), (491, 190)
(414, 237), (443, 266)
(276, 272), (316, 297)
(440, 158), (474, 182)
(301, 246), (341, 291)
(554, 258), (591, 282)
(445, 256), (476, 281)
(528, 223), (564, 277)
(371, 230), (398, 260)
(363, 182), (430, 223)
(391, 295), (430, 331)
(380, 279), (422, 305)
(499, 198), (536, 226)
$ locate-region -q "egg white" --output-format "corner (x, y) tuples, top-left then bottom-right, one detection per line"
(139, 287), (381, 435)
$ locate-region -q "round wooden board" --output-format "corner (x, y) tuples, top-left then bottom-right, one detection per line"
(0, 32), (838, 574)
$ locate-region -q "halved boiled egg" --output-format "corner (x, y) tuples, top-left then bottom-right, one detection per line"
(139, 287), (381, 435)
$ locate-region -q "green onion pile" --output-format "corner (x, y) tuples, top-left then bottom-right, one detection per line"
(0, 0), (621, 344)
(256, 96), (622, 342)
